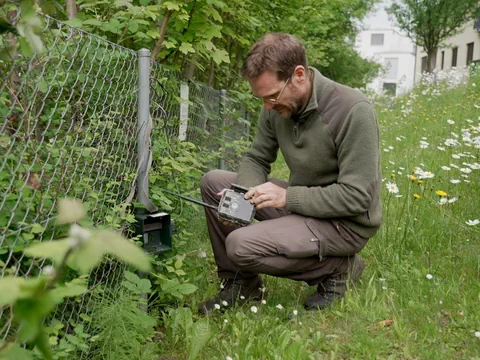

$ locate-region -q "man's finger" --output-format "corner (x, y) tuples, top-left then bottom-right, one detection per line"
(256, 199), (275, 209)
(252, 194), (270, 205)
(244, 187), (256, 200)
(217, 188), (227, 197)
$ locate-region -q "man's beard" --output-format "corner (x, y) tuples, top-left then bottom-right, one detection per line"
(274, 98), (302, 118)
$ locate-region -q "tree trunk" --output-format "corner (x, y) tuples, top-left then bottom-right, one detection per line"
(183, 54), (197, 79)
(427, 48), (437, 73)
(66, 0), (77, 20)
(151, 10), (173, 61)
(207, 58), (215, 87)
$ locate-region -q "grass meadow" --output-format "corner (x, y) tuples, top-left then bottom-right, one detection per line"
(158, 68), (480, 360)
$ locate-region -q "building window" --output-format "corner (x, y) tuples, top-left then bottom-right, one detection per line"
(467, 42), (474, 65)
(384, 58), (399, 79)
(371, 34), (384, 46)
(441, 51), (445, 70)
(421, 56), (428, 73)
(383, 82), (397, 97)
(452, 47), (458, 67)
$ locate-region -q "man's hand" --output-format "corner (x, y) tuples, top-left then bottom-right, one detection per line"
(245, 182), (287, 210)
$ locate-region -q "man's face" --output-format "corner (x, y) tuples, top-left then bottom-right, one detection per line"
(249, 70), (303, 118)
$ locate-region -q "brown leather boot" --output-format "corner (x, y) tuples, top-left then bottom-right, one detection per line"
(304, 255), (365, 311)
(198, 276), (264, 315)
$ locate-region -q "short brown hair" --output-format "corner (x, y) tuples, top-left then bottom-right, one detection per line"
(241, 33), (307, 81)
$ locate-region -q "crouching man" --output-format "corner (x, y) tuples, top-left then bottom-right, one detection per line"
(199, 32), (382, 313)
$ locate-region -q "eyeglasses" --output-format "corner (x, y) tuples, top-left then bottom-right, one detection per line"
(262, 77), (291, 105)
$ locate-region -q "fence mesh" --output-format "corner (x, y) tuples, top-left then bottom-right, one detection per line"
(0, 13), (250, 349)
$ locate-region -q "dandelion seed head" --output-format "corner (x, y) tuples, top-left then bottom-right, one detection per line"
(426, 274), (433, 280)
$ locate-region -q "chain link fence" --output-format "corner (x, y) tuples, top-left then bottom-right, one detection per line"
(0, 14), (250, 345)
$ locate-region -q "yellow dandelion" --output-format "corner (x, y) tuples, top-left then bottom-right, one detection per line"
(436, 190), (448, 197)
(413, 193), (421, 199)
(408, 175), (417, 181)
(417, 180), (424, 184)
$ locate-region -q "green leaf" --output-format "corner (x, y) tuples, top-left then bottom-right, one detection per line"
(64, 18), (83, 28)
(163, 1), (181, 11)
(56, 198), (86, 225)
(0, 277), (27, 306)
(50, 279), (87, 301)
(177, 283), (197, 295)
(124, 270), (141, 283)
(179, 42), (195, 54)
(211, 49), (230, 65)
(83, 19), (104, 26)
(37, 78), (48, 93)
(95, 230), (151, 272)
(146, 29), (160, 39)
(0, 45), (18, 62)
(16, 10), (44, 54)
(188, 320), (212, 360)
(128, 21), (139, 33)
(163, 40), (177, 49)
(24, 239), (70, 264)
(67, 238), (105, 274)
(31, 223), (45, 234)
(18, 37), (34, 57)
(0, 342), (33, 360)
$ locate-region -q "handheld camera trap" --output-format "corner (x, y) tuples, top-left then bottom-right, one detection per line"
(217, 184), (255, 226)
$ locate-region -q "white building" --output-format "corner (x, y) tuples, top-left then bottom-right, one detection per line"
(355, 1), (416, 97)
(414, 17), (480, 82)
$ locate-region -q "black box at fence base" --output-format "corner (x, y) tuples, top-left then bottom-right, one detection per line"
(134, 209), (172, 253)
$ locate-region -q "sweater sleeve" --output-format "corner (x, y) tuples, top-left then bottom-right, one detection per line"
(286, 101), (380, 217)
(236, 108), (279, 188)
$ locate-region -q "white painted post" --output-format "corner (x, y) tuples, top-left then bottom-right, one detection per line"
(179, 82), (189, 141)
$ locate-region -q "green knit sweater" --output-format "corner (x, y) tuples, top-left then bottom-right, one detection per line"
(237, 68), (382, 238)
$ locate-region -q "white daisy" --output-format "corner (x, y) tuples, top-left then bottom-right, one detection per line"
(386, 182), (399, 194)
(466, 219), (479, 226)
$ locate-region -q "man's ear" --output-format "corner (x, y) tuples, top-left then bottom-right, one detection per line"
(293, 65), (307, 83)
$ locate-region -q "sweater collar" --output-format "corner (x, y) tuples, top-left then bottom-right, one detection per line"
(291, 67), (332, 123)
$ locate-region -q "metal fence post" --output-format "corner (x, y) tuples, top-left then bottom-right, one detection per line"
(219, 89), (227, 170)
(137, 49), (151, 208)
(179, 82), (189, 141)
